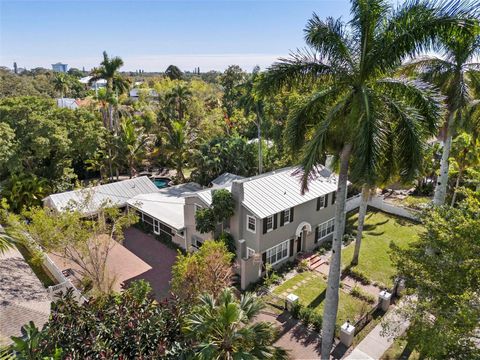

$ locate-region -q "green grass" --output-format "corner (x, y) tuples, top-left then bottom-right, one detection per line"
(342, 211), (423, 287)
(381, 336), (419, 360)
(273, 272), (371, 326)
(16, 244), (55, 287)
(392, 196), (431, 210)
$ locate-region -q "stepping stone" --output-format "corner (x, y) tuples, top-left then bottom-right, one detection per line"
(292, 285), (299, 290)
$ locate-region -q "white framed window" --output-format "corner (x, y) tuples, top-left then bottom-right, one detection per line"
(317, 218), (335, 240)
(266, 215), (274, 232)
(247, 215), (256, 233)
(318, 195), (326, 209)
(194, 204), (202, 213)
(247, 247), (255, 258)
(265, 240), (289, 265)
(283, 209), (291, 224)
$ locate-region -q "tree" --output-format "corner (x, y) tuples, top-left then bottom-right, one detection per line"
(52, 73), (69, 98)
(2, 201), (137, 295)
(259, 2), (474, 357)
(162, 120), (191, 182)
(120, 118), (148, 178)
(403, 29), (480, 205)
(6, 281), (186, 359)
(184, 287), (288, 359)
(389, 190), (480, 359)
(195, 189), (235, 235)
(165, 64), (183, 80)
(238, 66), (265, 174)
(171, 240), (233, 303)
(1, 174), (48, 213)
(449, 132), (480, 205)
(166, 84), (192, 121)
(220, 65), (246, 119)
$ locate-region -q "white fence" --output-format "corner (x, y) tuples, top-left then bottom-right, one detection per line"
(346, 195), (419, 221)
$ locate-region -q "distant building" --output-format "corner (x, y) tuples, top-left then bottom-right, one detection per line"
(52, 63), (68, 73)
(56, 98), (79, 110)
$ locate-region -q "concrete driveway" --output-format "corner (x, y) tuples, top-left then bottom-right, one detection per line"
(123, 227), (178, 300)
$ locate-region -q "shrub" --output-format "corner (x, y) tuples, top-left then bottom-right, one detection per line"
(345, 267), (372, 285)
(299, 306), (313, 326)
(217, 231), (236, 255)
(342, 233), (355, 246)
(311, 313), (323, 332)
(298, 259), (309, 272)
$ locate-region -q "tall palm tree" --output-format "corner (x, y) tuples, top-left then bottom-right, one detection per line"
(184, 287), (288, 359)
(259, 1), (474, 357)
(166, 84), (192, 121)
(120, 118), (148, 178)
(238, 66), (265, 174)
(163, 120), (191, 182)
(403, 30), (480, 205)
(53, 73), (69, 98)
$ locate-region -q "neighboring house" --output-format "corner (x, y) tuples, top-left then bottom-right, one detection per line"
(130, 166), (338, 289)
(56, 98), (79, 110)
(129, 88), (159, 100)
(43, 176), (159, 216)
(79, 76), (107, 90)
(52, 62), (68, 73)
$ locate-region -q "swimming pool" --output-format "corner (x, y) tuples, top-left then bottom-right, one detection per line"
(151, 177), (171, 189)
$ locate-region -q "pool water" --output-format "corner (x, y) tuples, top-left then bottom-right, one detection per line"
(152, 178), (169, 189)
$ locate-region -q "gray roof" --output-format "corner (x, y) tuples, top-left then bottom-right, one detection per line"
(43, 176), (159, 215)
(211, 173), (245, 187)
(242, 166), (337, 218)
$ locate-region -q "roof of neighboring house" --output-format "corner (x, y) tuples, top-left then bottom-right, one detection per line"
(241, 166), (338, 218)
(210, 172), (245, 187)
(43, 176), (159, 215)
(79, 76), (107, 85)
(127, 182), (203, 230)
(0, 248), (51, 346)
(56, 98), (78, 109)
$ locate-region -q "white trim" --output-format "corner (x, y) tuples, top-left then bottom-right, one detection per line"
(247, 247), (255, 258)
(264, 239), (290, 266)
(318, 195), (327, 209)
(295, 221), (312, 237)
(247, 215), (256, 233)
(316, 218), (335, 241)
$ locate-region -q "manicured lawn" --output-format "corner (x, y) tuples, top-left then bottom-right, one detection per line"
(342, 211), (423, 287)
(273, 271), (371, 326)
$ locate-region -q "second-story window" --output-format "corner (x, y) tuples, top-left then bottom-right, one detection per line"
(266, 215), (273, 232)
(283, 209), (291, 224)
(317, 194), (328, 210)
(247, 215), (256, 233)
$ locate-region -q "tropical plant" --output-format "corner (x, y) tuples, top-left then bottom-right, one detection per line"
(238, 65), (265, 173)
(259, 2), (474, 356)
(166, 84), (192, 121)
(220, 65), (246, 120)
(120, 118), (148, 178)
(1, 174), (48, 213)
(402, 29), (480, 205)
(52, 73), (69, 98)
(162, 120), (191, 182)
(184, 287), (288, 359)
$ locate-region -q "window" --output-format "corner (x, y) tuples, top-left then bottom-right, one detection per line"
(265, 240), (289, 265)
(317, 195), (326, 210)
(266, 215), (273, 232)
(316, 218), (335, 241)
(192, 236), (204, 249)
(247, 247), (255, 258)
(194, 204), (202, 213)
(283, 209), (291, 224)
(247, 215), (256, 233)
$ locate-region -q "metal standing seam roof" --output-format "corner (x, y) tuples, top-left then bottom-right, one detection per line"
(44, 176), (159, 215)
(210, 173), (245, 187)
(241, 167), (338, 218)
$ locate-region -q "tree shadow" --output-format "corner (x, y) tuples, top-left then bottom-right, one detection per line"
(307, 288), (327, 309)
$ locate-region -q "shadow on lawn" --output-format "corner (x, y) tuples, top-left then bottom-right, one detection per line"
(346, 211), (390, 237)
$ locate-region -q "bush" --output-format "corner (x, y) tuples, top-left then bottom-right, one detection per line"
(342, 233), (355, 246)
(217, 231), (236, 255)
(311, 313), (323, 332)
(298, 259), (309, 272)
(299, 306), (313, 326)
(289, 303), (322, 332)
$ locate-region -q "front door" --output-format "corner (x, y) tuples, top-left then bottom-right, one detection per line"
(296, 233), (303, 253)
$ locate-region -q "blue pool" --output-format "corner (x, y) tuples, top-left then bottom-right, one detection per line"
(152, 177), (170, 189)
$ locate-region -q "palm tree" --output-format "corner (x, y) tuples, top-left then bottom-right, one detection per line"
(403, 30), (480, 205)
(1, 174), (48, 213)
(89, 51), (130, 133)
(53, 73), (69, 98)
(184, 287), (288, 359)
(166, 84), (192, 121)
(163, 120), (191, 182)
(259, 2), (474, 357)
(238, 66), (265, 174)
(120, 118), (148, 178)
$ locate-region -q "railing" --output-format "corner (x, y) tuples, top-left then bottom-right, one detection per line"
(346, 194), (419, 221)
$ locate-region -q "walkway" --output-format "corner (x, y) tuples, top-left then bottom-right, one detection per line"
(345, 304), (409, 359)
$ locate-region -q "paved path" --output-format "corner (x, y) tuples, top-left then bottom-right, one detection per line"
(345, 306), (409, 360)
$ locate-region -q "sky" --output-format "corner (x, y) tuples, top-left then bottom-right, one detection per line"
(1, 0), (355, 72)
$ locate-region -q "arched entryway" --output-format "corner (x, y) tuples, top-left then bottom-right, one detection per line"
(295, 222), (312, 254)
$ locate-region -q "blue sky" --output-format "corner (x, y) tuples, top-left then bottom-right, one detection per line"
(1, 0), (353, 71)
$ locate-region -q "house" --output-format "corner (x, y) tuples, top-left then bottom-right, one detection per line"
(56, 98), (79, 110)
(79, 76), (107, 90)
(130, 166), (338, 289)
(129, 88), (159, 100)
(43, 176), (159, 216)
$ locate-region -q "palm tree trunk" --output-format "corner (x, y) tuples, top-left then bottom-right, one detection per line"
(256, 110), (263, 174)
(108, 148), (113, 181)
(433, 112), (455, 205)
(321, 143), (352, 360)
(352, 184), (370, 265)
(450, 166), (463, 207)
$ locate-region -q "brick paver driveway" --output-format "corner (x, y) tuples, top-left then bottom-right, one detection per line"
(123, 227), (178, 300)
